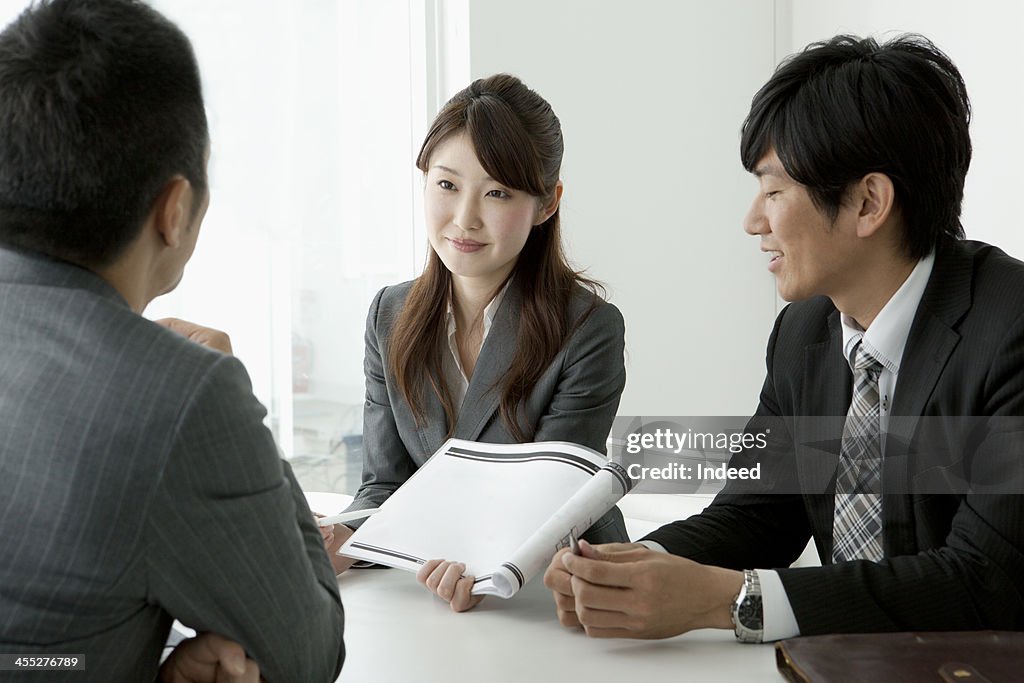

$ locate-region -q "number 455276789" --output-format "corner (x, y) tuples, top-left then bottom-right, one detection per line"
(2, 655), (84, 670)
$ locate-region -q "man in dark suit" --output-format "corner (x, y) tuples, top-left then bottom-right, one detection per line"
(545, 34), (1024, 641)
(0, 1), (344, 680)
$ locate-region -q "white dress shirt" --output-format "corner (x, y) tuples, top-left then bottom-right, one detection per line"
(442, 283), (509, 415)
(642, 251), (935, 641)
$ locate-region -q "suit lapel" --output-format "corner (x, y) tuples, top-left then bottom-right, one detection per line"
(891, 242), (970, 417)
(451, 281), (521, 442)
(883, 240), (971, 555)
(414, 375), (452, 461)
(798, 310), (851, 560)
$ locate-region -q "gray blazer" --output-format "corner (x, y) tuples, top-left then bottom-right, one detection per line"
(348, 277), (628, 543)
(0, 248), (344, 682)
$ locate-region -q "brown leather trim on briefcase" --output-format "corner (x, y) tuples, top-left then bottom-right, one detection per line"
(774, 631), (1024, 683)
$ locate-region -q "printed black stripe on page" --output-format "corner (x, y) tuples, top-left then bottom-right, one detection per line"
(446, 446), (600, 475)
(348, 542), (425, 565)
(604, 461), (634, 493)
(500, 561), (525, 589)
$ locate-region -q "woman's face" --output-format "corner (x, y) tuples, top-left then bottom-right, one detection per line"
(424, 131), (547, 291)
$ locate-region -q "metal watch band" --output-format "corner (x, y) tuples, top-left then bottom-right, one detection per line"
(732, 569), (764, 643)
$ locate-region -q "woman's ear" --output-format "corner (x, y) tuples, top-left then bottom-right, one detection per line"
(535, 181), (564, 226)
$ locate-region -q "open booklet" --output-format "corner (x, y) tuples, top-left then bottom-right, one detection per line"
(339, 438), (633, 598)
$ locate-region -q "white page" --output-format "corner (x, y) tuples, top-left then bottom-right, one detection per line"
(339, 438), (631, 597)
(489, 462), (630, 597)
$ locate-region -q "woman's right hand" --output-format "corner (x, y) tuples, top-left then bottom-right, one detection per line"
(314, 514), (357, 575)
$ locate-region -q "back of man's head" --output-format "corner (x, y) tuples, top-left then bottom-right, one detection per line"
(0, 0), (208, 269)
(740, 34), (972, 260)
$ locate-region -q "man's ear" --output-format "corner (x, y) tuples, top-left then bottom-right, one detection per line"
(853, 172), (896, 239)
(151, 176), (194, 248)
(534, 181), (564, 226)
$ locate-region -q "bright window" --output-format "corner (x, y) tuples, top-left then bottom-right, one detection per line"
(0, 0), (468, 494)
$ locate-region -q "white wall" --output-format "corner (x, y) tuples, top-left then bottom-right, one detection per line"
(468, 0), (782, 416)
(789, 0), (1024, 259)
(467, 0), (1024, 418)
(6, 0), (1015, 429)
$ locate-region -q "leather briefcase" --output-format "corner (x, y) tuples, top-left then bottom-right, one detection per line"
(775, 631), (1024, 683)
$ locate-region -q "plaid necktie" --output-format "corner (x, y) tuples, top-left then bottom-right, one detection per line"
(832, 342), (884, 563)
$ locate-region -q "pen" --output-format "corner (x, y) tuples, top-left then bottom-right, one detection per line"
(316, 508), (382, 527)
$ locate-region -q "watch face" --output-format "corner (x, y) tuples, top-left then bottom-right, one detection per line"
(738, 595), (763, 630)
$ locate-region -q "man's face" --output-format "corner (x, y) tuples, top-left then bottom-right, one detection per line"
(743, 149), (862, 303)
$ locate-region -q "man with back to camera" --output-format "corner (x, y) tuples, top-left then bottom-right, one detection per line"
(0, 1), (344, 680)
(545, 33), (1024, 640)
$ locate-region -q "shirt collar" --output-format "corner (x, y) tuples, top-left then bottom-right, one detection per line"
(445, 279), (512, 346)
(840, 251), (935, 374)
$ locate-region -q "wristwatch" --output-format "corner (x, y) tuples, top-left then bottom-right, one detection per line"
(731, 569), (764, 643)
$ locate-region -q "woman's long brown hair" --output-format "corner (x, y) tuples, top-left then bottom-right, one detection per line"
(388, 74), (604, 441)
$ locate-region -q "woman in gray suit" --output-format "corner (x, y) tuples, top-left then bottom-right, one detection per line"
(325, 74), (627, 611)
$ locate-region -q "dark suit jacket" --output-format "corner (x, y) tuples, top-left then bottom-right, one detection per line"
(0, 248), (344, 682)
(644, 239), (1024, 634)
(346, 276), (628, 543)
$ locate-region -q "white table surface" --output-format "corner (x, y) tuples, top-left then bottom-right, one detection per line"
(334, 563), (780, 683)
(306, 492), (782, 682)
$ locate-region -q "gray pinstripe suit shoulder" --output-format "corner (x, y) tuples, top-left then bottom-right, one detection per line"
(0, 248), (344, 682)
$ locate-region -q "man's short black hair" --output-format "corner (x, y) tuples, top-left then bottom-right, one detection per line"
(0, 0), (208, 268)
(740, 34), (971, 260)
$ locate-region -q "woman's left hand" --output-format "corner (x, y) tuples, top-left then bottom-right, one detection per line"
(416, 559), (485, 612)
